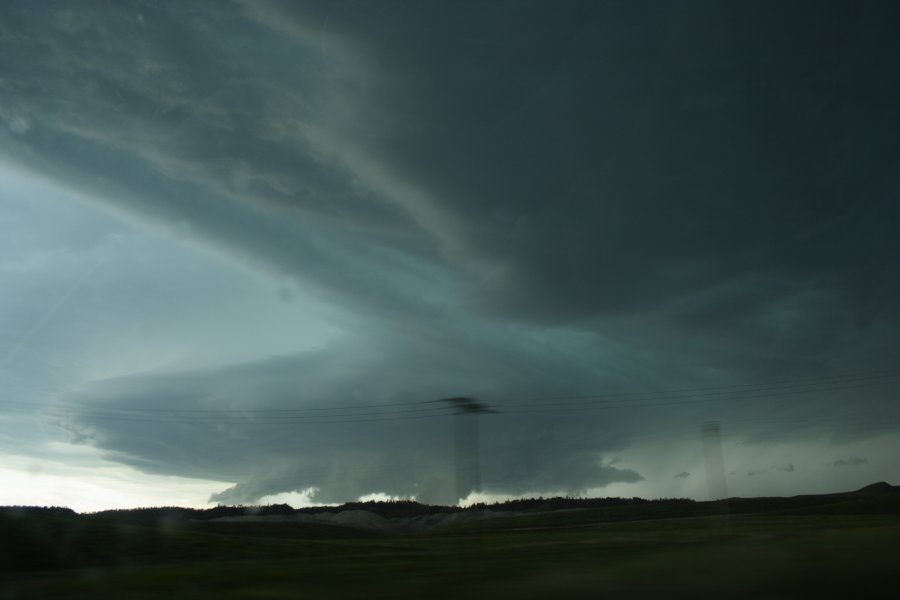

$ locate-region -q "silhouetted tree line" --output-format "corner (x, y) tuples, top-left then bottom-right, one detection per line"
(80, 496), (693, 520)
(0, 505), (76, 518)
(68, 481), (894, 522)
(91, 503), (297, 521)
(468, 496), (693, 513)
(296, 499), (457, 518)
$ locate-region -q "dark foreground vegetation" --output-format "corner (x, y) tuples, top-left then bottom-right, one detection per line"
(2, 483), (899, 599)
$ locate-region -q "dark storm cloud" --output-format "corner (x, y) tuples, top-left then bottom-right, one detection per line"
(245, 1), (900, 325)
(57, 332), (647, 504)
(265, 0), (900, 385)
(0, 0), (444, 325)
(2, 1), (897, 337)
(2, 1), (899, 502)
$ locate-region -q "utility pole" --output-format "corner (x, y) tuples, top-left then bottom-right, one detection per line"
(701, 420), (731, 531)
(700, 421), (728, 501)
(441, 397), (497, 505)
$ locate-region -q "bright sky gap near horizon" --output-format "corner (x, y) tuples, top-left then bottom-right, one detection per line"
(1, 1), (898, 512)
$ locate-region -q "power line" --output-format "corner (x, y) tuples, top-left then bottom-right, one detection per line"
(501, 378), (900, 415)
(20, 371), (898, 426)
(6, 367), (897, 418)
(0, 371), (900, 425)
(41, 408), (459, 426)
(490, 369), (900, 408)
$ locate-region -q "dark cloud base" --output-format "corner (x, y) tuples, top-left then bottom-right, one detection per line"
(1, 1), (898, 503)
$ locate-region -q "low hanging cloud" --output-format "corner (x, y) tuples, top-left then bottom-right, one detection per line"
(54, 331), (651, 505)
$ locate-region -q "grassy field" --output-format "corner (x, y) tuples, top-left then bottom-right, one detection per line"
(2, 496), (899, 599)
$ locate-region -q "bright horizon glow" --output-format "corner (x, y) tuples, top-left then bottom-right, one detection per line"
(0, 451), (230, 513)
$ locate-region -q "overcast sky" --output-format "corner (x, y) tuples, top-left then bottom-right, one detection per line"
(1, 1), (899, 511)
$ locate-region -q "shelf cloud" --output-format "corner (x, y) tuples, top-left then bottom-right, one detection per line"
(1, 1), (898, 506)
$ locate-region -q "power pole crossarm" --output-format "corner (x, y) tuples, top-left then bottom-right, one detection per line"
(440, 396), (499, 414)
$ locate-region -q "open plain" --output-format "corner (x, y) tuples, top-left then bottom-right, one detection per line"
(3, 486), (899, 599)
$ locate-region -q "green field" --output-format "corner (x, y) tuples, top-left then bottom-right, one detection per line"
(3, 494), (899, 599)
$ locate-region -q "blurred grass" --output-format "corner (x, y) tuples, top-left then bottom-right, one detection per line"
(3, 501), (900, 599)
